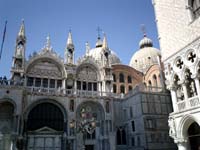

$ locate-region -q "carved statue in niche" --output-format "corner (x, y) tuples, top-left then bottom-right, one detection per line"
(190, 80), (197, 97)
(168, 117), (176, 138)
(176, 86), (184, 101)
(16, 44), (23, 57)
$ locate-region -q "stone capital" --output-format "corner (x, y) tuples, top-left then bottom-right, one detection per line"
(174, 137), (188, 144)
(168, 85), (176, 91)
(178, 80), (185, 85)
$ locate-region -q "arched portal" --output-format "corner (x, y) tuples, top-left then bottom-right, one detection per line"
(75, 101), (107, 150)
(188, 122), (200, 150)
(27, 103), (64, 131)
(0, 101), (15, 150)
(26, 101), (66, 150)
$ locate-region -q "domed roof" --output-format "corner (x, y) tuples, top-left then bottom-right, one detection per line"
(129, 36), (161, 73)
(89, 47), (121, 65)
(139, 36), (153, 49)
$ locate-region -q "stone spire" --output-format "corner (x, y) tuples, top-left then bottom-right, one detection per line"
(44, 35), (52, 51)
(85, 41), (90, 56)
(18, 20), (25, 37)
(102, 33), (108, 50)
(65, 30), (75, 64)
(67, 31), (73, 46)
(17, 19), (26, 42)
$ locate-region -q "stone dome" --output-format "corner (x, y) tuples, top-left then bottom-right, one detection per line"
(129, 36), (161, 73)
(89, 47), (121, 65)
(139, 36), (153, 49)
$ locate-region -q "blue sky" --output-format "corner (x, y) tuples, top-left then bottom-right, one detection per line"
(0, 0), (159, 78)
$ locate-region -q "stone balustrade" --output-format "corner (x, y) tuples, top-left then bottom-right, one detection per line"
(177, 96), (200, 112)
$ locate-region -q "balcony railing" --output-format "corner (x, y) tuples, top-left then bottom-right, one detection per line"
(26, 86), (119, 98)
(177, 101), (186, 111)
(0, 81), (165, 99)
(177, 96), (200, 112)
(189, 96), (200, 107)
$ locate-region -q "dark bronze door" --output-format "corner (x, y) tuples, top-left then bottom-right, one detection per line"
(85, 145), (94, 150)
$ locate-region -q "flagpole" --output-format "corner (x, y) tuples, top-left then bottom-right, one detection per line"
(0, 20), (7, 60)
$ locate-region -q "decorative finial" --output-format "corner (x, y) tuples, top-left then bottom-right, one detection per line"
(141, 24), (147, 37)
(45, 34), (52, 51)
(18, 19), (26, 38)
(85, 41), (90, 56)
(67, 30), (73, 45)
(102, 32), (108, 49)
(96, 26), (102, 38)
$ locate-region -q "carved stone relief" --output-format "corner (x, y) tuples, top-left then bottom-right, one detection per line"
(77, 67), (97, 81)
(27, 61), (62, 78)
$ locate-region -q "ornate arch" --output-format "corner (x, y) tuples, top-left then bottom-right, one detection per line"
(76, 101), (105, 120)
(178, 114), (200, 139)
(76, 62), (100, 81)
(193, 60), (200, 77)
(26, 55), (65, 78)
(0, 98), (17, 115)
(24, 99), (67, 121)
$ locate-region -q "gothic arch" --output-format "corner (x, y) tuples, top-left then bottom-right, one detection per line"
(193, 60), (200, 76)
(170, 73), (180, 86)
(178, 114), (200, 139)
(76, 62), (100, 81)
(26, 56), (65, 78)
(24, 99), (67, 121)
(184, 49), (197, 64)
(0, 98), (17, 115)
(0, 101), (15, 135)
(76, 101), (105, 120)
(173, 56), (185, 73)
(152, 74), (157, 87)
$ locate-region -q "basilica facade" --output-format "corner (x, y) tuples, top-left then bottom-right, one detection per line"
(153, 0), (200, 149)
(0, 21), (176, 150)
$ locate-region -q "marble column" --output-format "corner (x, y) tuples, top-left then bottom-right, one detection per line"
(177, 141), (190, 150)
(63, 79), (66, 94)
(74, 80), (77, 94)
(182, 83), (189, 108)
(170, 87), (178, 112)
(194, 78), (200, 97)
(182, 83), (188, 99)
